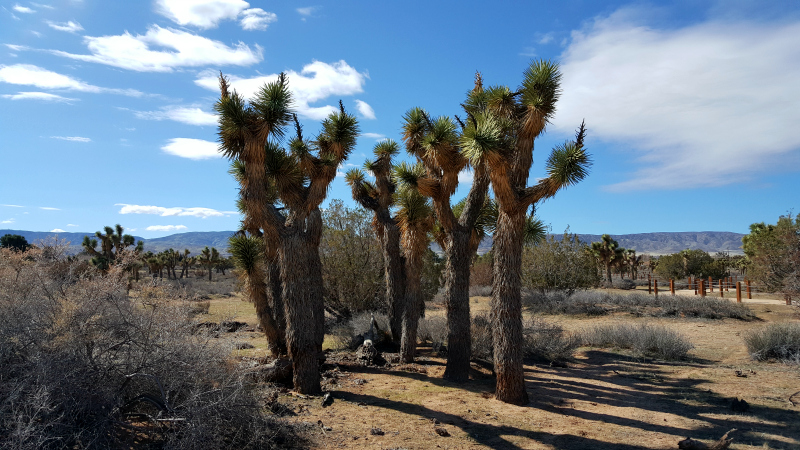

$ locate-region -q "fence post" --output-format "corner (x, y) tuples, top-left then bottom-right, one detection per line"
(648, 278), (652, 294)
(746, 280), (752, 299)
(693, 277), (697, 295)
(786, 294), (792, 306)
(719, 279), (723, 298)
(709, 276), (713, 293)
(654, 279), (659, 298)
(736, 281), (742, 303)
(700, 279), (706, 297)
(670, 278), (675, 296)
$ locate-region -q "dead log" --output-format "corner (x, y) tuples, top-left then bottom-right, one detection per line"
(246, 357), (293, 384)
(678, 428), (735, 450)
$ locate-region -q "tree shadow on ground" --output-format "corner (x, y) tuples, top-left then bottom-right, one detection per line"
(331, 349), (798, 449)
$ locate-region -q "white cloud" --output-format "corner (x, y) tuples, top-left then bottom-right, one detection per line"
(296, 6), (316, 18)
(458, 169), (473, 184)
(0, 64), (142, 96)
(553, 11), (800, 190)
(1, 204), (24, 207)
(240, 8), (276, 30)
(2, 91), (77, 102)
(46, 20), (83, 33)
(50, 136), (90, 142)
(538, 33), (554, 44)
(146, 225), (187, 232)
(39, 207), (60, 210)
(132, 106), (217, 126)
(51, 25), (262, 72)
(161, 138), (219, 160)
(1, 218), (15, 224)
(31, 3), (55, 9)
(354, 99), (375, 120)
(5, 44), (29, 51)
(67, 224), (78, 227)
(155, 0), (249, 29)
(50, 228), (66, 232)
(13, 5), (35, 14)
(360, 132), (386, 140)
(118, 203), (235, 218)
(196, 60), (367, 120)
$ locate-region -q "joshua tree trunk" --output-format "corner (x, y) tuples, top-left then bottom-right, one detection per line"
(400, 255), (422, 363)
(382, 221), (406, 343)
(442, 229), (472, 381)
(267, 254), (287, 352)
(491, 208), (529, 405)
(250, 270), (285, 358)
(281, 211), (325, 395)
(605, 262), (612, 283)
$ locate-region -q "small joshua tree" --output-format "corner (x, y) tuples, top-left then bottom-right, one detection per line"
(81, 224), (143, 273)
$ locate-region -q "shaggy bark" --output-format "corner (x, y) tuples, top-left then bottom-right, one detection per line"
(491, 208), (529, 405)
(281, 210), (325, 395)
(400, 240), (423, 363)
(267, 254), (287, 352)
(442, 229), (472, 381)
(250, 267), (284, 358)
(382, 221), (406, 343)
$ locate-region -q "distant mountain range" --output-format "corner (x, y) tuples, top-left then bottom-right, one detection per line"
(2, 229), (745, 256)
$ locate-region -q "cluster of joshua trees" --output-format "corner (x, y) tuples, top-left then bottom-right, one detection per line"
(219, 59), (591, 404)
(590, 234), (643, 282)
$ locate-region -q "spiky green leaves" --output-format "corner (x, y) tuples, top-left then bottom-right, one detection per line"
(460, 112), (503, 166)
(523, 216), (547, 246)
(520, 59), (562, 118)
(228, 234), (264, 273)
(373, 139), (400, 159)
(319, 107), (360, 161)
(392, 162), (426, 192)
(252, 73), (294, 140)
(401, 108), (429, 158)
(545, 139), (591, 188)
(215, 91), (249, 159)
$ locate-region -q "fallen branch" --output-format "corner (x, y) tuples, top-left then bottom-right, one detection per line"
(678, 428), (735, 450)
(788, 390), (800, 407)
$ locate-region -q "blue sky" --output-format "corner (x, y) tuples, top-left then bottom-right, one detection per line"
(1, 0), (799, 238)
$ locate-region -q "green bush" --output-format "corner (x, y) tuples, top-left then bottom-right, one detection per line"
(522, 231), (600, 295)
(582, 323), (694, 360)
(744, 322), (800, 363)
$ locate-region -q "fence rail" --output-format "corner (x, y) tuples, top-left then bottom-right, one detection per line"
(638, 274), (792, 304)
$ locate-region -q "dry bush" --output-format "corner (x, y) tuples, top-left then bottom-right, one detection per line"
(418, 315), (448, 354)
(522, 290), (756, 320)
(582, 323), (694, 360)
(469, 261), (492, 287)
(522, 318), (580, 363)
(744, 322), (800, 363)
(0, 244), (299, 450)
(328, 312), (391, 350)
(468, 285), (492, 297)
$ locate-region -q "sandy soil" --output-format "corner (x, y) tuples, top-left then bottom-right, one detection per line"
(201, 293), (800, 450)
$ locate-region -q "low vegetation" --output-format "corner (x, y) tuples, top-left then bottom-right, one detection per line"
(582, 323), (695, 360)
(744, 322), (800, 363)
(522, 290), (756, 320)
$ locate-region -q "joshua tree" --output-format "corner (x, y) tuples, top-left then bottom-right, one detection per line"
(393, 177), (434, 362)
(178, 249), (193, 278)
(229, 233), (286, 357)
(591, 234), (619, 283)
(82, 224), (143, 273)
(198, 246), (220, 281)
(216, 73), (359, 394)
(396, 78), (494, 382)
(345, 139), (408, 343)
(464, 60), (590, 404)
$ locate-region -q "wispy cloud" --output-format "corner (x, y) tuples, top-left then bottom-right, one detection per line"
(360, 132), (386, 140)
(146, 225), (187, 232)
(354, 99), (376, 120)
(117, 203), (236, 218)
(39, 207), (60, 210)
(195, 60), (367, 120)
(51, 25), (262, 72)
(0, 64), (143, 96)
(130, 105), (217, 126)
(2, 91), (77, 102)
(1, 218), (15, 224)
(12, 5), (35, 14)
(161, 138), (219, 159)
(50, 136), (90, 142)
(553, 9), (800, 191)
(240, 8), (276, 30)
(67, 224), (78, 227)
(296, 6), (317, 20)
(1, 204), (24, 208)
(46, 20), (83, 33)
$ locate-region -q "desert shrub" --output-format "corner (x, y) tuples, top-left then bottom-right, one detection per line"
(470, 257), (492, 287)
(421, 249), (445, 303)
(189, 300), (211, 315)
(0, 244), (297, 450)
(418, 315), (448, 354)
(320, 201), (384, 315)
(522, 290), (756, 320)
(523, 318), (580, 362)
(328, 312), (391, 350)
(470, 315), (493, 359)
(654, 249), (729, 281)
(744, 322), (800, 363)
(612, 278), (636, 290)
(743, 214), (800, 297)
(469, 285), (492, 297)
(582, 323), (694, 360)
(522, 231), (600, 295)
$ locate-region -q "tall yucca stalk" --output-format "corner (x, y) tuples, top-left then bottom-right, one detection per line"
(345, 140), (406, 343)
(217, 73), (359, 393)
(397, 74), (493, 382)
(469, 60), (590, 404)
